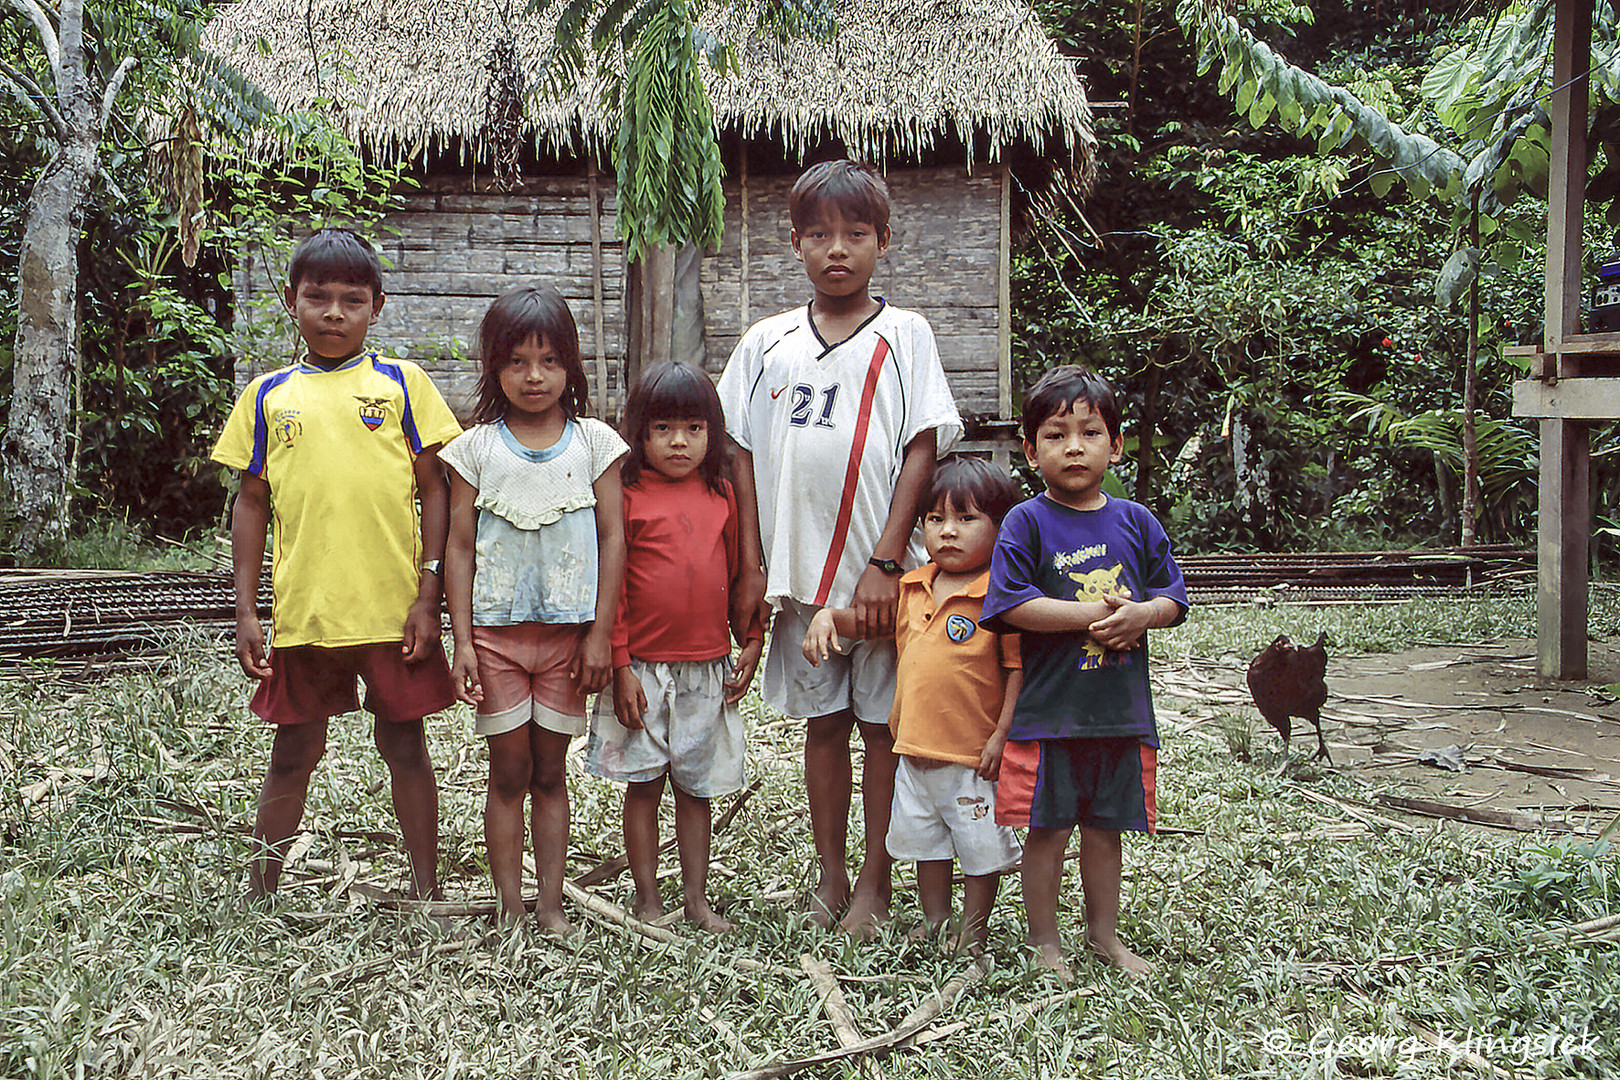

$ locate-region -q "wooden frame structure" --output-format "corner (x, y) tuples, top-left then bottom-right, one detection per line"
(1510, 0), (1601, 678)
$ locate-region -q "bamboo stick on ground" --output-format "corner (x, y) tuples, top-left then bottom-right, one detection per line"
(800, 956), (884, 1080)
(727, 957), (990, 1080)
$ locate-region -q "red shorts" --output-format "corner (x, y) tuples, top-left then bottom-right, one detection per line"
(250, 641), (456, 725)
(995, 737), (1157, 832)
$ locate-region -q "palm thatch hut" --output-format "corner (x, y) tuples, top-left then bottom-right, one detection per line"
(204, 0), (1095, 431)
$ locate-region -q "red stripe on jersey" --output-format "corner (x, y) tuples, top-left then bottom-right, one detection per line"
(814, 337), (891, 606)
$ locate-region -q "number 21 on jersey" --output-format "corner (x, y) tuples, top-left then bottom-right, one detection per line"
(788, 384), (839, 428)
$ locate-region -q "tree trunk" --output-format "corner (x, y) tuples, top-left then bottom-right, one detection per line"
(1, 0), (134, 559)
(1460, 204), (1481, 546)
(2, 135), (98, 557)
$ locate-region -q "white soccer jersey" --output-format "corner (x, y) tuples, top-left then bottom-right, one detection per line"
(717, 301), (963, 609)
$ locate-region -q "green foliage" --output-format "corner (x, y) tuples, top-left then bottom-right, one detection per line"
(1500, 839), (1618, 919)
(531, 0), (835, 258)
(206, 113), (416, 374)
(4, 620), (1619, 1077)
(613, 0), (725, 260)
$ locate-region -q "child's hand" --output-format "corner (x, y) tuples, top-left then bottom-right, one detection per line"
(401, 598), (442, 663)
(724, 639), (764, 704)
(1087, 594), (1151, 652)
(802, 609), (844, 667)
(235, 614), (273, 680)
(573, 627), (613, 693)
(450, 645), (483, 706)
(613, 667), (647, 730)
(978, 731), (1008, 781)
(850, 565), (900, 638)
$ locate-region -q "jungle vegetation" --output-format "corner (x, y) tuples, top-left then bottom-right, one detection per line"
(0, 0), (1608, 563)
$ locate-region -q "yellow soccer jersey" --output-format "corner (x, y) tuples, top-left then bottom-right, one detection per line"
(212, 352), (462, 648)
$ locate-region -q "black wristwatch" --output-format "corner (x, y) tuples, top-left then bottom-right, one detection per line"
(868, 556), (903, 575)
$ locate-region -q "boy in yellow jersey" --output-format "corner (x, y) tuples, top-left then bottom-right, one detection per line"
(213, 228), (462, 900)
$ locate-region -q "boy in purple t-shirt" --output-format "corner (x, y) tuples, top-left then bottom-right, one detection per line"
(980, 365), (1188, 980)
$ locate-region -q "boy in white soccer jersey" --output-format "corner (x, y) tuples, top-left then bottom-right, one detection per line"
(717, 160), (963, 931)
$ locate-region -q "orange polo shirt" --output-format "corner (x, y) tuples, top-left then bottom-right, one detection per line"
(889, 565), (1021, 766)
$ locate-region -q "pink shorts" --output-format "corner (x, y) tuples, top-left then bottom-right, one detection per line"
(472, 623), (589, 737)
(250, 641), (456, 726)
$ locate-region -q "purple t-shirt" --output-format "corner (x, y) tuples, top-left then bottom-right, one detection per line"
(980, 493), (1188, 744)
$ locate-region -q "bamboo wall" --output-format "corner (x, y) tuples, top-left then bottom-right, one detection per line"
(233, 166), (1009, 425)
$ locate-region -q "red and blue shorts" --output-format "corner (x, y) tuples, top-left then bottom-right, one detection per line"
(995, 736), (1156, 833)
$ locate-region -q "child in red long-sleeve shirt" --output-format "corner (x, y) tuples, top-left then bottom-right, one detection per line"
(586, 363), (765, 933)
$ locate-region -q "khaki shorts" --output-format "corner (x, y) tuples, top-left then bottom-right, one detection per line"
(586, 658), (745, 798)
(886, 757), (1022, 877)
(763, 599), (897, 724)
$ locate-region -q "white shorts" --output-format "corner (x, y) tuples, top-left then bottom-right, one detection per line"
(763, 599), (897, 725)
(886, 758), (1022, 877)
(585, 657), (746, 798)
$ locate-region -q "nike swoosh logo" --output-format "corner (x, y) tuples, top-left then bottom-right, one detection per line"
(770, 384), (788, 399)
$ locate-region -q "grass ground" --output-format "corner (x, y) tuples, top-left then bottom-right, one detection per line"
(3, 598), (1618, 1079)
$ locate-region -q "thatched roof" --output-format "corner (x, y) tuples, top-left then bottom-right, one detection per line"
(201, 0), (1094, 179)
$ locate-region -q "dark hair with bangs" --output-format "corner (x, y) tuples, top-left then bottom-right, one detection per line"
(619, 362), (729, 494)
(789, 160), (891, 235)
(925, 456), (1019, 527)
(287, 228), (384, 296)
(1021, 364), (1122, 443)
(470, 285), (590, 424)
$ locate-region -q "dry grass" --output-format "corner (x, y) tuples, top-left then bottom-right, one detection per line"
(2, 605), (1617, 1079)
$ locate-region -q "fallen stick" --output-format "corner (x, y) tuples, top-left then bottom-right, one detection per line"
(572, 838), (676, 889)
(1401, 1017), (1513, 1080)
(904, 983), (1099, 1048)
(1374, 794), (1574, 833)
(728, 957), (990, 1080)
(1288, 785), (1420, 834)
(574, 782), (761, 887)
(302, 940), (474, 991)
(800, 956), (883, 1079)
(1529, 913), (1620, 945)
(561, 880), (681, 944)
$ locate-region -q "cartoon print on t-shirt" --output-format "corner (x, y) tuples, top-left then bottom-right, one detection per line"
(1069, 562), (1131, 670)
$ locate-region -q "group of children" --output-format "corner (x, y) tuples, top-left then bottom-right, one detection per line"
(213, 160), (1188, 978)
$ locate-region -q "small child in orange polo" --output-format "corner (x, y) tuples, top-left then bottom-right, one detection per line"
(803, 457), (1022, 952)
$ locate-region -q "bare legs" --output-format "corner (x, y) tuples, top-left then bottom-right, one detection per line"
(624, 776), (731, 933)
(250, 718), (441, 901)
(1022, 826), (1151, 979)
(804, 710), (896, 930)
(485, 724), (575, 935)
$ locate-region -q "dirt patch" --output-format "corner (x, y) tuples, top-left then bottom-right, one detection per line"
(1158, 638), (1620, 829)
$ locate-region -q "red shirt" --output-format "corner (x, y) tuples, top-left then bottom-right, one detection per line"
(611, 472), (764, 668)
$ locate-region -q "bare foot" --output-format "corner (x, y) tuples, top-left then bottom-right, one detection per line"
(1030, 942), (1075, 984)
(804, 879), (848, 929)
(837, 892), (889, 939)
(632, 896), (667, 924)
(907, 920), (947, 943)
(1088, 934), (1153, 978)
(533, 908), (578, 941)
(685, 901), (733, 935)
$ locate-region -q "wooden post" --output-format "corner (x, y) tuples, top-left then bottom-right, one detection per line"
(588, 159), (609, 417)
(1537, 0), (1592, 678)
(998, 164), (1012, 421)
(740, 144), (751, 342)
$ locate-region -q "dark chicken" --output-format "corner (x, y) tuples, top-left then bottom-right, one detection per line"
(1245, 632), (1330, 767)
